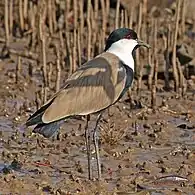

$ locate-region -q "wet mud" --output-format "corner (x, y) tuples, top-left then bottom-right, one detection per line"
(0, 57), (195, 194)
(0, 0), (195, 194)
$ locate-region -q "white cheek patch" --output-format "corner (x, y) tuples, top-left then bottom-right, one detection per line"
(106, 39), (137, 71)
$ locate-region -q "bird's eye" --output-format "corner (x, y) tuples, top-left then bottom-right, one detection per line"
(124, 34), (131, 39)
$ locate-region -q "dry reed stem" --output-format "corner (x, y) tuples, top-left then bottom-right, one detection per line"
(19, 0), (24, 31)
(79, 0), (84, 51)
(172, 0), (181, 93)
(100, 0), (107, 52)
(9, 0), (13, 39)
(177, 59), (187, 97)
(77, 27), (82, 66)
(8, 48), (39, 61)
(164, 24), (171, 90)
(93, 0), (98, 53)
(48, 62), (53, 89)
(59, 29), (64, 51)
(52, 0), (57, 32)
(42, 86), (48, 104)
(39, 0), (48, 104)
(94, 0), (99, 21)
(86, 0), (92, 60)
(147, 39), (152, 90)
(129, 7), (134, 28)
(136, 2), (143, 95)
(142, 0), (148, 16)
(73, 0), (78, 28)
(55, 45), (61, 92)
(35, 91), (41, 109)
(4, 0), (9, 47)
(124, 10), (128, 27)
(65, 0), (70, 33)
(23, 0), (28, 20)
(72, 29), (77, 72)
(115, 0), (120, 29)
(105, 0), (110, 19)
(65, 32), (73, 75)
(29, 2), (37, 50)
(90, 4), (95, 56)
(151, 19), (158, 109)
(48, 0), (53, 35)
(120, 10), (124, 27)
(181, 0), (186, 38)
(73, 0), (78, 69)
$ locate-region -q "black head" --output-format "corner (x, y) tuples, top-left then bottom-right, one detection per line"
(104, 28), (138, 51)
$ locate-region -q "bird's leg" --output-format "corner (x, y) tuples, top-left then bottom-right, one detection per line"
(93, 113), (102, 180)
(84, 115), (92, 180)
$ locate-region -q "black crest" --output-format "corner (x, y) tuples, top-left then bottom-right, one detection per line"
(105, 28), (138, 51)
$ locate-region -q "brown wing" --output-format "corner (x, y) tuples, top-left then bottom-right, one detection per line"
(42, 52), (127, 123)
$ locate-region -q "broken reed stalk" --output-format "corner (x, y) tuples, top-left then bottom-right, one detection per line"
(151, 19), (158, 109)
(86, 0), (92, 60)
(35, 91), (42, 110)
(4, 0), (9, 47)
(177, 59), (187, 97)
(48, 62), (53, 89)
(172, 0), (181, 93)
(55, 45), (61, 92)
(115, 0), (120, 29)
(136, 2), (143, 95)
(9, 48), (39, 61)
(163, 23), (171, 90)
(65, 32), (73, 75)
(16, 56), (22, 84)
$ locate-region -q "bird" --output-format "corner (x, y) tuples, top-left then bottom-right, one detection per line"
(26, 28), (150, 180)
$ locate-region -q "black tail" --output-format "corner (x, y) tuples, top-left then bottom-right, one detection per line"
(26, 99), (54, 126)
(25, 98), (63, 138)
(33, 120), (64, 138)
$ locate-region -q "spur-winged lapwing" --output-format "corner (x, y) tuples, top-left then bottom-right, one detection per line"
(26, 28), (150, 180)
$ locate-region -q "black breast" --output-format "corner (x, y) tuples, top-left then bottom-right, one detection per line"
(118, 65), (134, 100)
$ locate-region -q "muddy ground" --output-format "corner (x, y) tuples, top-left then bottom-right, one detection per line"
(0, 51), (195, 195)
(0, 1), (195, 195)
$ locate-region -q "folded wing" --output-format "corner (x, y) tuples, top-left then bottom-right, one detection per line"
(29, 52), (127, 124)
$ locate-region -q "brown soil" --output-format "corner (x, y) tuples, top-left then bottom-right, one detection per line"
(0, 56), (195, 194)
(0, 0), (195, 195)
